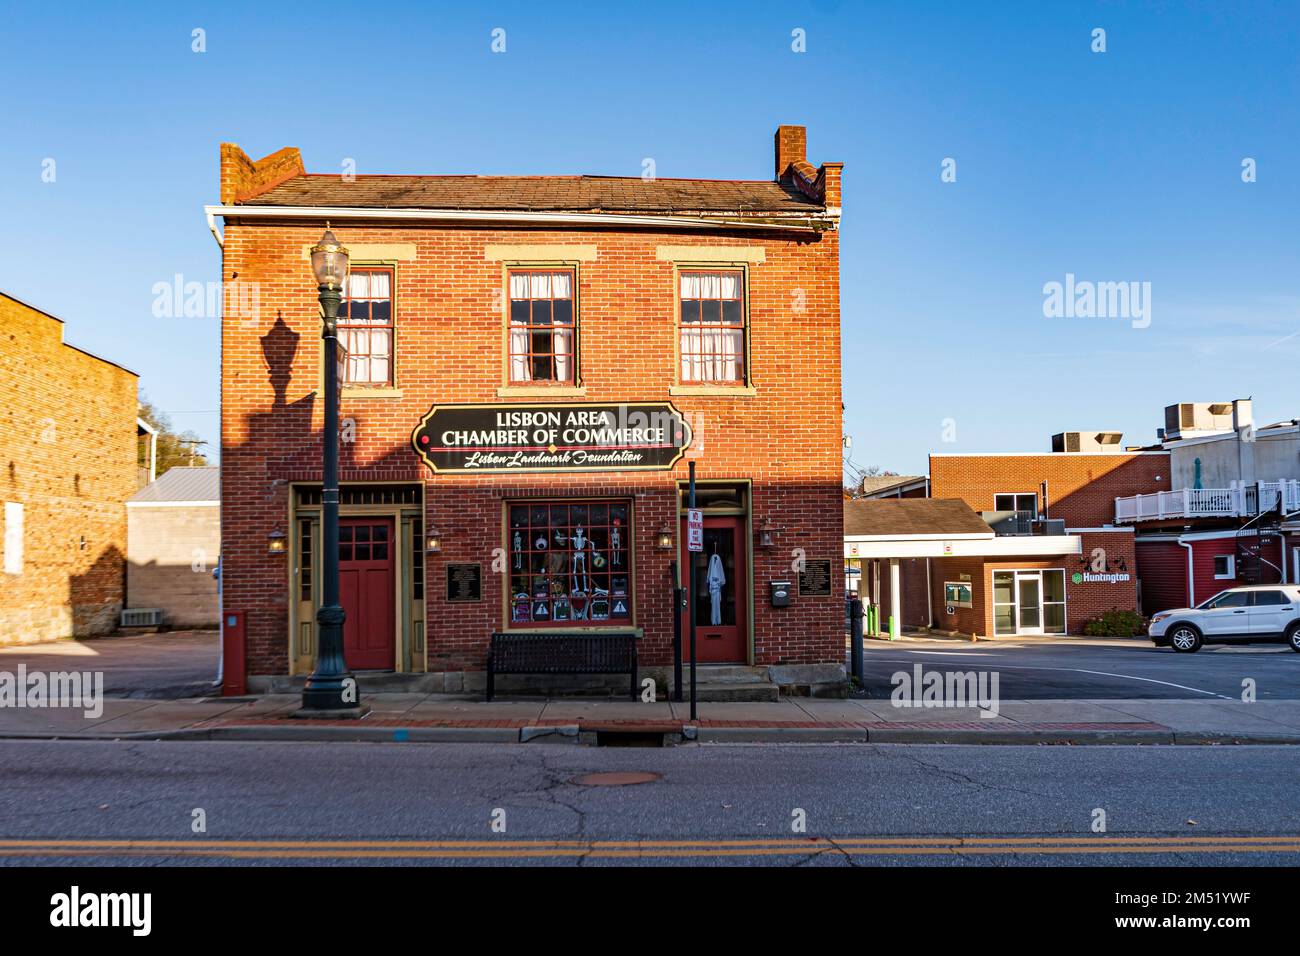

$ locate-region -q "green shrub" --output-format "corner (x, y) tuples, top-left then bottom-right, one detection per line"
(1083, 609), (1147, 637)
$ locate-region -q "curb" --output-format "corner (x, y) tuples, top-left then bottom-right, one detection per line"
(2, 725), (1300, 746)
(694, 726), (872, 743)
(864, 727), (1177, 745)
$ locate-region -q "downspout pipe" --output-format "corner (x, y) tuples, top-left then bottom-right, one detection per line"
(206, 207), (224, 248)
(1178, 537), (1195, 608)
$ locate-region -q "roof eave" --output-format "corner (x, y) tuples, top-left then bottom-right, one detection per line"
(204, 204), (837, 240)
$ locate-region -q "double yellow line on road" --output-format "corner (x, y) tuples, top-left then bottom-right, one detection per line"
(0, 836), (1297, 860)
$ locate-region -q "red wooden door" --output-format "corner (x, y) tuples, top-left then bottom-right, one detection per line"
(679, 515), (747, 663)
(339, 517), (395, 670)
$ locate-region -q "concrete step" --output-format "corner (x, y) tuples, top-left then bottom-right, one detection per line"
(684, 665), (771, 684)
(676, 681), (780, 703)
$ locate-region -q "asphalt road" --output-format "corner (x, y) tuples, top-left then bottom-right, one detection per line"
(1, 740), (1298, 865)
(859, 639), (1300, 700)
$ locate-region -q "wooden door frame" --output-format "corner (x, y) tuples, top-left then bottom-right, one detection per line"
(287, 482), (424, 676)
(674, 479), (753, 665)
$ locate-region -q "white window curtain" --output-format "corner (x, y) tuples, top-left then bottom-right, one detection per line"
(680, 273), (739, 300)
(553, 328), (571, 381)
(367, 271), (390, 309)
(509, 274), (531, 381)
(680, 330), (701, 382)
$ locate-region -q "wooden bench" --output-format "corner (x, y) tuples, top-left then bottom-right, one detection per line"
(486, 632), (639, 701)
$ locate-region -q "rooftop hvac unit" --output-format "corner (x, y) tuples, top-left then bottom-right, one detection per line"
(1051, 431), (1123, 453)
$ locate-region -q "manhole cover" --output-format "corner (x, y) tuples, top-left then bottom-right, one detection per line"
(572, 771), (660, 786)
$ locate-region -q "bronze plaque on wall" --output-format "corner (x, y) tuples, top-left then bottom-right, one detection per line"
(798, 559), (833, 597)
(445, 564), (483, 603)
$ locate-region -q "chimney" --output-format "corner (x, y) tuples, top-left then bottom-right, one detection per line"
(773, 125), (842, 210)
(774, 125), (807, 180)
(220, 143), (305, 205)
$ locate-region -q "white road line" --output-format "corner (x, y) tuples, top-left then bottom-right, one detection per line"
(861, 657), (1236, 700)
(1070, 669), (1234, 700)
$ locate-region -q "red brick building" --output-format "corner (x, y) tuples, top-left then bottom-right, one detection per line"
(848, 443), (1166, 638)
(211, 125), (846, 694)
(0, 292), (140, 644)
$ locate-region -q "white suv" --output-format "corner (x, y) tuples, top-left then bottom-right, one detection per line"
(1149, 585), (1300, 653)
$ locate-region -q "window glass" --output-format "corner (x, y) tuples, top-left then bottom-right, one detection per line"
(679, 270), (745, 384)
(1253, 591), (1289, 606)
(339, 267), (395, 386)
(994, 493), (1038, 516)
(508, 269), (576, 384)
(507, 499), (631, 626)
(1206, 590), (1250, 609)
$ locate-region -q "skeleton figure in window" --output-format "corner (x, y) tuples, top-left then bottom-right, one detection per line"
(610, 524), (621, 567)
(571, 525), (592, 594)
(513, 531), (522, 569)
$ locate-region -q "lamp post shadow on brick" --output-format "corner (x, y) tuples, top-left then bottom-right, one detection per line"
(295, 228), (369, 719)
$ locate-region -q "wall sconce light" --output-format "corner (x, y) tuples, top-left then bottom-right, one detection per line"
(758, 516), (781, 549)
(656, 523), (674, 550)
(267, 530), (287, 554)
(426, 526), (443, 553)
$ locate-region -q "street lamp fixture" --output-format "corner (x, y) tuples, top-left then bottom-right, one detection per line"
(267, 529), (287, 554)
(425, 526), (443, 553)
(310, 226), (350, 290)
(656, 523), (674, 550)
(300, 226), (365, 716)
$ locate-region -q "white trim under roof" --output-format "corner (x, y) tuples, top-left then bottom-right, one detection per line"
(844, 534), (1082, 560)
(204, 204), (831, 247)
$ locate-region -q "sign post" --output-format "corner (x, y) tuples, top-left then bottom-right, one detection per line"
(687, 461), (699, 722)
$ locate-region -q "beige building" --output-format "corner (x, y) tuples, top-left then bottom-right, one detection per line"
(126, 467), (220, 628)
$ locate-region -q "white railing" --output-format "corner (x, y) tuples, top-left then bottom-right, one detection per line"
(1115, 480), (1300, 523)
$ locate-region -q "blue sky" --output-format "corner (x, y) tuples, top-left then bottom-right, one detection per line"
(1, 1), (1297, 474)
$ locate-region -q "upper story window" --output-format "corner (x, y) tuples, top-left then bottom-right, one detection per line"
(509, 269), (575, 384)
(340, 268), (394, 386)
(994, 493), (1038, 518)
(679, 270), (745, 384)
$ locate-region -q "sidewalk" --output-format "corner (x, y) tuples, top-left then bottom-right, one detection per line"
(5, 693), (1300, 745)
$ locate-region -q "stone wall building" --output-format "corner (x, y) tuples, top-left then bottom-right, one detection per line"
(0, 292), (139, 644)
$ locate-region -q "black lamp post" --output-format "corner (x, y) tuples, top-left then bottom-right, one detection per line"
(301, 227), (362, 713)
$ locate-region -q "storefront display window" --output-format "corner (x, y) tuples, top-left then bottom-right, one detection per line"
(507, 499), (631, 626)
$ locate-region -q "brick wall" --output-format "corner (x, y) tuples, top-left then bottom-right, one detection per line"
(0, 294), (138, 644)
(930, 452), (1169, 527)
(221, 221), (843, 676)
(126, 505), (220, 627)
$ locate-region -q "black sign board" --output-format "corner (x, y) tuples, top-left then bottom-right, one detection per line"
(412, 402), (692, 473)
(445, 563), (482, 603)
(798, 559), (833, 597)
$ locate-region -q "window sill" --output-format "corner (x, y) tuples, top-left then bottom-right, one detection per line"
(497, 385), (587, 397)
(669, 384), (757, 397)
(341, 387), (403, 399)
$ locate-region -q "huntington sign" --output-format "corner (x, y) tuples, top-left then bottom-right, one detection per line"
(411, 402), (692, 473)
